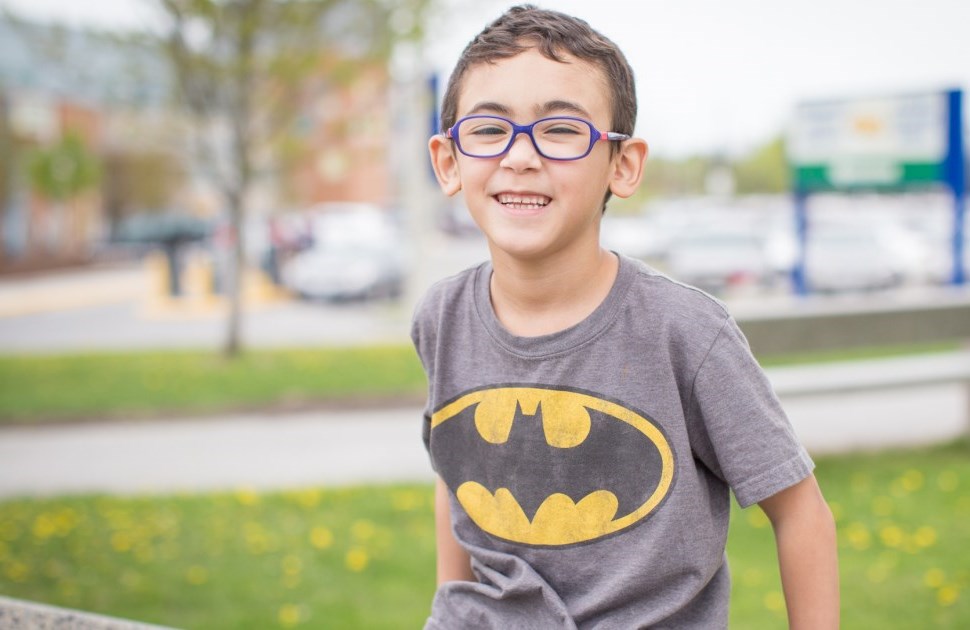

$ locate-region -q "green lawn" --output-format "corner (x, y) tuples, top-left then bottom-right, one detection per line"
(1, 441), (967, 629)
(0, 346), (426, 425)
(0, 341), (961, 425)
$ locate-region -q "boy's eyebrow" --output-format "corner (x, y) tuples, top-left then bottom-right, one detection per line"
(463, 100), (593, 120)
(535, 100), (591, 119)
(466, 101), (513, 116)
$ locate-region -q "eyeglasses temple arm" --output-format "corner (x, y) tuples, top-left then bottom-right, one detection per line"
(601, 132), (630, 141)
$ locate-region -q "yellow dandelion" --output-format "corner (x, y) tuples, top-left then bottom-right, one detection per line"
(278, 603), (304, 627)
(282, 554), (303, 576)
(913, 526), (937, 548)
(185, 565), (209, 585)
(4, 560), (29, 583)
(937, 585), (959, 607)
(111, 531), (133, 553)
(345, 547), (369, 572)
(844, 522), (871, 551)
(244, 521), (273, 554)
(924, 569), (946, 588)
(937, 471), (959, 492)
(901, 469), (924, 492)
(235, 488), (261, 506)
(53, 508), (79, 537)
(32, 513), (57, 540)
(351, 519), (376, 541)
(746, 509), (770, 529)
(291, 489), (322, 509)
(879, 525), (904, 548)
(310, 526), (333, 550)
(763, 591), (785, 613)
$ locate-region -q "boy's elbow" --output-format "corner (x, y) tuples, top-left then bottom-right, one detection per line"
(760, 474), (834, 534)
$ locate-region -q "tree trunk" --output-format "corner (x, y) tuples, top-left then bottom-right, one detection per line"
(223, 190), (244, 357)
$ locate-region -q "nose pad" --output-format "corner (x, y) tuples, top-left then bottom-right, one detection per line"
(502, 131), (542, 166)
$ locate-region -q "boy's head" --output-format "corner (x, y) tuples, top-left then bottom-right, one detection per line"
(440, 4), (637, 141)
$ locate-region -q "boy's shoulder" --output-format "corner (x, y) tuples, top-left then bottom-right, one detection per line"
(411, 261), (486, 327)
(622, 255), (731, 321)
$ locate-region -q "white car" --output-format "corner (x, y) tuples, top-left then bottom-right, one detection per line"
(281, 206), (405, 301)
(282, 243), (404, 301)
(665, 225), (793, 294)
(803, 222), (919, 293)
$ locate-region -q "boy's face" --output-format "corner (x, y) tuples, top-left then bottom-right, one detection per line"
(430, 47), (646, 263)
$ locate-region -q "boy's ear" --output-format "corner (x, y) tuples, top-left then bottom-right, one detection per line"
(429, 134), (462, 196)
(608, 138), (648, 199)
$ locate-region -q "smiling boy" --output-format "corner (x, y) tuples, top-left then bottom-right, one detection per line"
(411, 5), (839, 629)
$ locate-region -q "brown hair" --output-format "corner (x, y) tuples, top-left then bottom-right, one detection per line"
(440, 4), (637, 137)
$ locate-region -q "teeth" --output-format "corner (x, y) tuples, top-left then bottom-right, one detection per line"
(497, 193), (550, 208)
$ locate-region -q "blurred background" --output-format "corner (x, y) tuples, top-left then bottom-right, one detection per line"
(0, 1), (969, 628)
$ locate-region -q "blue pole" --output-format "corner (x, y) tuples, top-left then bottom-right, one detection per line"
(945, 89), (966, 285)
(792, 190), (809, 295)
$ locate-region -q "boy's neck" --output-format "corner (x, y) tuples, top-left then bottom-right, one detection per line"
(488, 244), (619, 337)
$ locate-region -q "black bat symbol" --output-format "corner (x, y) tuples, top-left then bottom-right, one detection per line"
(432, 395), (666, 524)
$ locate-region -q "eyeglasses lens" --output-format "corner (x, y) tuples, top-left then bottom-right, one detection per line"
(457, 117), (592, 159)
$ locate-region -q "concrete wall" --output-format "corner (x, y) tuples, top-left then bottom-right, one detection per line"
(734, 292), (970, 357)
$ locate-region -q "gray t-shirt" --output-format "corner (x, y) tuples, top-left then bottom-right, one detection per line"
(410, 254), (813, 629)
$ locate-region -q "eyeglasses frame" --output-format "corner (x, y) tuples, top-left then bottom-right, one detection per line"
(445, 114), (631, 161)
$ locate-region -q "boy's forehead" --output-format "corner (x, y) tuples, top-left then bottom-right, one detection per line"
(455, 48), (610, 120)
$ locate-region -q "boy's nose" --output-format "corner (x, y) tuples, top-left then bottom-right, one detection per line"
(501, 132), (542, 170)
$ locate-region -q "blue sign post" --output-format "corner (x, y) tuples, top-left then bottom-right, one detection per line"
(787, 89), (965, 294)
(944, 90), (966, 285)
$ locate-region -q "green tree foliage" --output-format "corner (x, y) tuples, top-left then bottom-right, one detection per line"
(155, 0), (432, 356)
(26, 132), (102, 202)
(637, 154), (713, 201)
(732, 136), (789, 194)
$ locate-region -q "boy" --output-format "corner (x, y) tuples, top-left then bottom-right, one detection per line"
(411, 5), (839, 628)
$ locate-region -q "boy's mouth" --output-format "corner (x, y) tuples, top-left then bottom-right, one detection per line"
(495, 193), (551, 211)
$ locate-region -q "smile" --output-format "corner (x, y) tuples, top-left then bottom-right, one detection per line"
(495, 193), (551, 210)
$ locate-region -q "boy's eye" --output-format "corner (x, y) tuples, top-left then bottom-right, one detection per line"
(539, 120), (586, 136)
(468, 124), (510, 137)
(546, 125), (582, 135)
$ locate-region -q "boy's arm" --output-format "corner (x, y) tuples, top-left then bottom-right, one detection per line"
(435, 476), (474, 585)
(758, 473), (840, 629)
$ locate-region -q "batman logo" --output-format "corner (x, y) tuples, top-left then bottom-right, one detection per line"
(431, 385), (675, 547)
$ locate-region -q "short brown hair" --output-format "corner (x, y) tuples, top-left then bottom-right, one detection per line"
(440, 5), (637, 137)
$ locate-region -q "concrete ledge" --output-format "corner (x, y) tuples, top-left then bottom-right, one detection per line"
(764, 351), (970, 454)
(734, 288), (970, 356)
(0, 596), (175, 629)
(766, 350), (970, 396)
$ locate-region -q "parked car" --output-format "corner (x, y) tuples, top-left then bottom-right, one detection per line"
(280, 205), (405, 301)
(664, 224), (793, 294)
(803, 221), (921, 293)
(281, 242), (404, 301)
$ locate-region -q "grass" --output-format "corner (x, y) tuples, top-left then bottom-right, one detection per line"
(0, 346), (427, 425)
(0, 441), (967, 628)
(0, 341), (964, 425)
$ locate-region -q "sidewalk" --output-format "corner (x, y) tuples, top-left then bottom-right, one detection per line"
(1, 353), (967, 499)
(0, 407), (433, 498)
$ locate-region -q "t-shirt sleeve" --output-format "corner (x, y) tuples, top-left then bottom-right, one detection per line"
(410, 293), (437, 468)
(686, 317), (814, 508)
